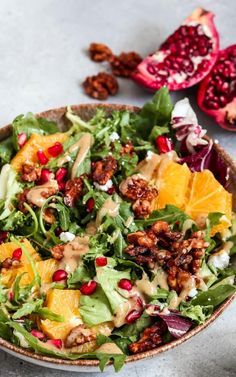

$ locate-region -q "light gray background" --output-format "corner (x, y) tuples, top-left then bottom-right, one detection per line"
(0, 0), (235, 376)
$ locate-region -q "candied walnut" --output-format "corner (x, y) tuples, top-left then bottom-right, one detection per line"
(151, 221), (169, 234)
(132, 198), (153, 218)
(127, 231), (155, 248)
(21, 163), (41, 182)
(51, 244), (64, 260)
(1, 257), (21, 271)
(120, 142), (134, 156)
(92, 156), (117, 185)
(89, 43), (113, 62)
(65, 325), (95, 348)
(124, 244), (158, 269)
(64, 177), (84, 207)
(129, 322), (166, 354)
(17, 188), (32, 214)
(83, 72), (118, 100)
(41, 187), (57, 199)
(110, 52), (142, 78)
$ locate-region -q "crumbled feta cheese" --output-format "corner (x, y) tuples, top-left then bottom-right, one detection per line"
(188, 288), (198, 298)
(109, 132), (120, 142)
(146, 151), (154, 161)
(208, 250), (230, 270)
(214, 139), (219, 144)
(59, 232), (75, 243)
(94, 179), (113, 192)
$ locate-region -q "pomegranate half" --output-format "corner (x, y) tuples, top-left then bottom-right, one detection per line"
(132, 8), (219, 91)
(197, 44), (236, 131)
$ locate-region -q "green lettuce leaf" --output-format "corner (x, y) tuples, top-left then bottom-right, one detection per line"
(0, 165), (22, 220)
(180, 304), (213, 324)
(191, 284), (236, 307)
(0, 136), (14, 166)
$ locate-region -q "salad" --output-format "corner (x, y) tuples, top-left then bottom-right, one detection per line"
(0, 88), (235, 372)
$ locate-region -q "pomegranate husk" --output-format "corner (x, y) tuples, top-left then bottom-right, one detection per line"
(132, 8), (219, 91)
(197, 45), (236, 131)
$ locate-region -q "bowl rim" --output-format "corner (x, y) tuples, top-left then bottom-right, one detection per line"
(0, 102), (235, 368)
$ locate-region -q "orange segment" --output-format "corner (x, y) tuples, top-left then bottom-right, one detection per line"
(40, 289), (82, 340)
(185, 170), (232, 232)
(36, 259), (59, 284)
(153, 159), (191, 210)
(0, 239), (41, 287)
(11, 133), (68, 172)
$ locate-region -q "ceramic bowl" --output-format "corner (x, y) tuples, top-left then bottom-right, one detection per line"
(0, 103), (235, 372)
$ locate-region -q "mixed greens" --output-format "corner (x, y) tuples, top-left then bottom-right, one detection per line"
(0, 88), (235, 372)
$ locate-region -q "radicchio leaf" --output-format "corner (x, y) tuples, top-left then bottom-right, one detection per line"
(146, 305), (192, 339)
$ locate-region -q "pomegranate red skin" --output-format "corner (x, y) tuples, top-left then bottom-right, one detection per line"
(95, 256), (107, 267)
(48, 142), (63, 157)
(118, 278), (133, 291)
(12, 248), (22, 260)
(56, 167), (68, 182)
(38, 169), (53, 184)
(197, 45), (236, 131)
(80, 280), (97, 295)
(52, 269), (68, 282)
(125, 310), (142, 324)
(132, 8), (219, 91)
(86, 197), (95, 212)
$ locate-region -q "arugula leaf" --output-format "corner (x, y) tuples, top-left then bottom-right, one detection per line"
(0, 210), (25, 231)
(134, 88), (173, 138)
(80, 286), (113, 326)
(12, 113), (58, 150)
(191, 284), (236, 307)
(135, 205), (189, 228)
(0, 136), (14, 166)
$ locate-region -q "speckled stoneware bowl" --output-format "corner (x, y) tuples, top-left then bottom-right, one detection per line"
(0, 104), (235, 372)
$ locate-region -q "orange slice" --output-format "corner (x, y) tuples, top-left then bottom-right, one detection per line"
(40, 289), (82, 340)
(11, 133), (68, 172)
(153, 159), (191, 210)
(0, 239), (41, 287)
(36, 259), (59, 284)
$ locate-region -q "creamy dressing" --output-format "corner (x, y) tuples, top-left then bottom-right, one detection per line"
(96, 342), (123, 355)
(26, 179), (58, 207)
(136, 270), (169, 297)
(57, 133), (94, 178)
(60, 235), (90, 273)
(85, 221), (97, 235)
(113, 298), (138, 328)
(169, 276), (196, 309)
(137, 153), (161, 181)
(95, 198), (120, 228)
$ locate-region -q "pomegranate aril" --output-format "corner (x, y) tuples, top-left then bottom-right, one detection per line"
(86, 198), (95, 212)
(0, 231), (8, 244)
(12, 248), (22, 260)
(118, 278), (133, 291)
(48, 142), (63, 157)
(55, 227), (62, 236)
(31, 329), (45, 340)
(96, 256), (107, 267)
(107, 186), (116, 195)
(52, 269), (68, 282)
(37, 150), (48, 165)
(8, 291), (14, 301)
(80, 280), (97, 295)
(58, 181), (66, 191)
(18, 133), (27, 148)
(155, 135), (174, 153)
(56, 168), (67, 183)
(125, 310), (142, 324)
(47, 339), (63, 349)
(39, 169), (53, 184)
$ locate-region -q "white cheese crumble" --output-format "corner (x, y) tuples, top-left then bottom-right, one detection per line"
(59, 231), (75, 243)
(146, 151), (154, 161)
(94, 179), (113, 192)
(188, 288), (198, 298)
(208, 250), (230, 270)
(109, 132), (120, 142)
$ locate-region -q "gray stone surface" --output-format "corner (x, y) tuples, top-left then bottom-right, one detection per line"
(0, 0), (235, 375)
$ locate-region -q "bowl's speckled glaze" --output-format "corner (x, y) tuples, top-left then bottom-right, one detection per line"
(0, 103), (235, 371)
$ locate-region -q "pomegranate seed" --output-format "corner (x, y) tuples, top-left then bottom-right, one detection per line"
(47, 339), (63, 349)
(52, 269), (68, 282)
(107, 186), (116, 195)
(39, 169), (53, 184)
(155, 135), (174, 153)
(58, 181), (66, 191)
(56, 168), (67, 183)
(118, 278), (133, 291)
(96, 256), (107, 267)
(8, 291), (14, 301)
(136, 297), (143, 308)
(37, 150), (49, 165)
(86, 198), (95, 212)
(0, 231), (8, 244)
(80, 280), (97, 295)
(18, 133), (27, 148)
(54, 227), (62, 236)
(125, 310), (142, 324)
(12, 248), (22, 260)
(31, 329), (45, 340)
(48, 142), (63, 157)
